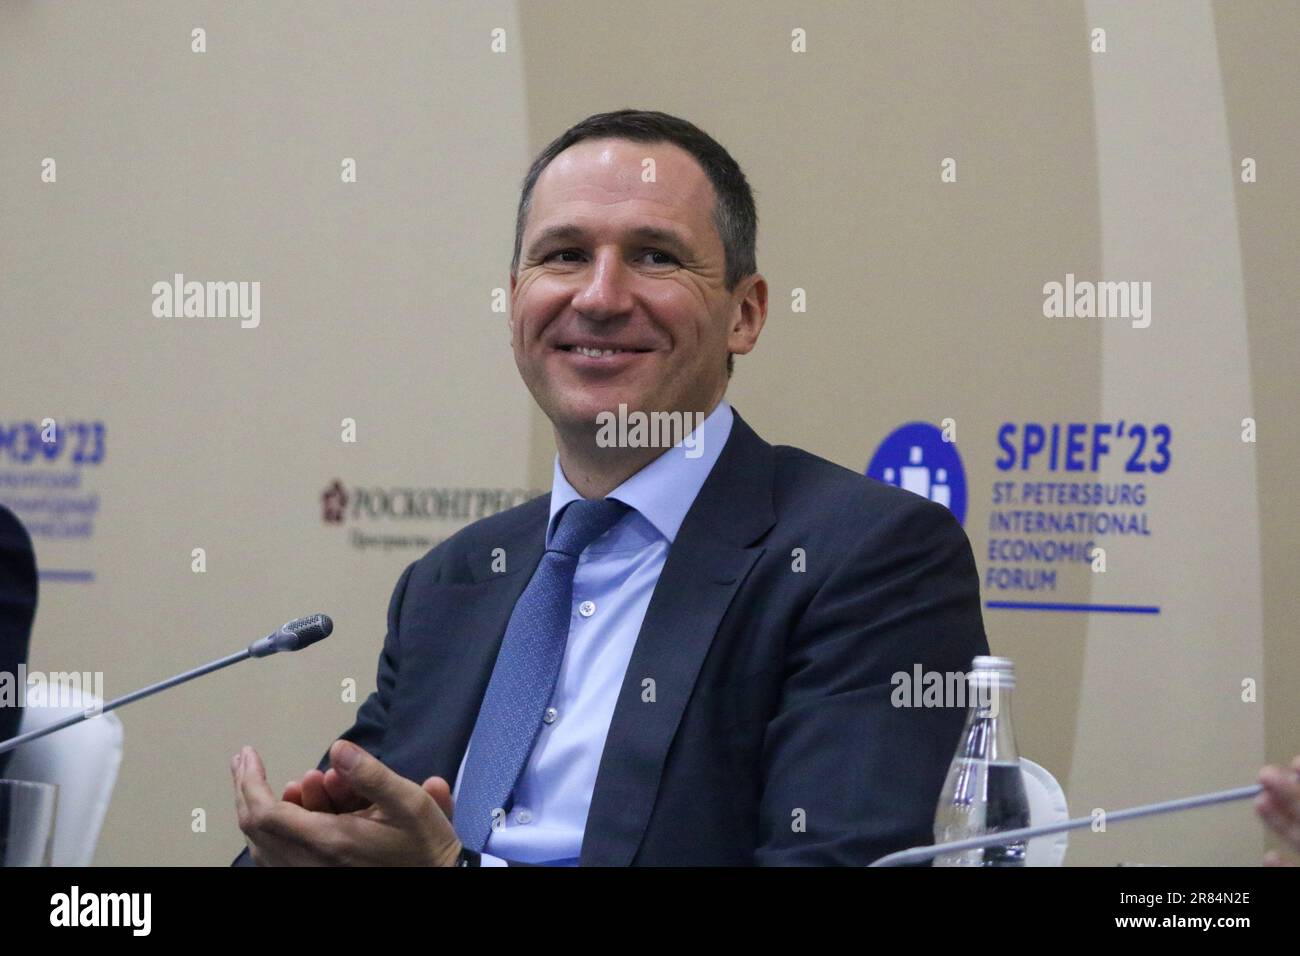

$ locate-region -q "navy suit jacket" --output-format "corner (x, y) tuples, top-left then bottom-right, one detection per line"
(234, 409), (988, 865)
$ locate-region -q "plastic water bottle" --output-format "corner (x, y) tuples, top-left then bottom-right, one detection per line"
(932, 656), (1031, 866)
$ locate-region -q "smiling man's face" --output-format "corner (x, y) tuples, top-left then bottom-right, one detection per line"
(509, 137), (765, 443)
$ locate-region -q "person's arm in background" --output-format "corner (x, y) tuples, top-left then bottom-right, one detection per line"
(753, 494), (989, 865)
(1256, 754), (1300, 866)
(0, 504), (38, 779)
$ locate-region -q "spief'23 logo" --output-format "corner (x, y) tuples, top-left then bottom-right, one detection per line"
(0, 420), (105, 465)
(866, 422), (967, 526)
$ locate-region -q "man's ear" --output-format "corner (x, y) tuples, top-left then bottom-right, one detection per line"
(508, 272), (518, 334)
(727, 274), (768, 357)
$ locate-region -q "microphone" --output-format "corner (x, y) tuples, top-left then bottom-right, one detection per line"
(248, 613), (334, 657)
(0, 614), (333, 756)
(869, 781), (1266, 866)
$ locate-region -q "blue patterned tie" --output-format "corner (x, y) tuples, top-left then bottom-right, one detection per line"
(454, 497), (629, 852)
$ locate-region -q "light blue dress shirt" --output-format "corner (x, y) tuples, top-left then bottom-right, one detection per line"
(451, 400), (735, 865)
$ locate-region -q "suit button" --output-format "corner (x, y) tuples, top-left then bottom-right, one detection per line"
(543, 707), (558, 724)
(578, 600), (596, 618)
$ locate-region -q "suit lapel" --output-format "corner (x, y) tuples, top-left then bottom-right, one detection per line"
(398, 501), (549, 784)
(580, 410), (776, 865)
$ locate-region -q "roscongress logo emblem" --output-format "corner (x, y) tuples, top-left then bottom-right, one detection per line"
(866, 422), (968, 525)
(321, 481), (348, 524)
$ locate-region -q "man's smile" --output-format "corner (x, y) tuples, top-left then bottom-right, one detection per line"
(550, 340), (657, 372)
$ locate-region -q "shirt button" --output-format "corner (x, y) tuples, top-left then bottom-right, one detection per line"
(515, 808), (532, 824)
(578, 600), (596, 618)
(543, 706), (558, 724)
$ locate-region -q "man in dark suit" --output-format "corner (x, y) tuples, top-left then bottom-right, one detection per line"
(232, 109), (988, 866)
(0, 504), (38, 778)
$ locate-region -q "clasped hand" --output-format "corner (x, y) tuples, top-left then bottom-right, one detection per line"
(232, 740), (463, 866)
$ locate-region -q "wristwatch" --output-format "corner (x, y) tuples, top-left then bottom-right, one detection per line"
(457, 846), (482, 867)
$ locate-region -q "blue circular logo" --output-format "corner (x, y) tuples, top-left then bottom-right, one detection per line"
(866, 422), (967, 525)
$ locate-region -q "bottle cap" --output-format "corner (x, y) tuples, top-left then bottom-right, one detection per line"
(970, 655), (1016, 690)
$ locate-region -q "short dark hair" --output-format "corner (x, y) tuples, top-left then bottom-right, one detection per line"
(511, 109), (758, 377)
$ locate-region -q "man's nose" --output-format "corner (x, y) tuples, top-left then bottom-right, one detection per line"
(570, 250), (634, 320)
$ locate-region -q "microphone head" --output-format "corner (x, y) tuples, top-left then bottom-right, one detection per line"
(281, 614), (333, 650)
(280, 613), (332, 650)
(249, 614), (334, 657)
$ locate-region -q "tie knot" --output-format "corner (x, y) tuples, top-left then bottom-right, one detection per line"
(549, 498), (629, 557)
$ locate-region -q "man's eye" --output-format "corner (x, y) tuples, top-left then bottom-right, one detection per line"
(542, 249), (677, 265)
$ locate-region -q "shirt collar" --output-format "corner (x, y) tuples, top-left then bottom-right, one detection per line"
(547, 399), (735, 547)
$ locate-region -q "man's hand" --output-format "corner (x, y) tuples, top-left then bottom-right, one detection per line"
(281, 765), (368, 814)
(1256, 754), (1300, 867)
(232, 740), (463, 866)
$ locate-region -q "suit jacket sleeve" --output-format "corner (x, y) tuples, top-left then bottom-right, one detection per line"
(752, 494), (989, 865)
(231, 559), (417, 867)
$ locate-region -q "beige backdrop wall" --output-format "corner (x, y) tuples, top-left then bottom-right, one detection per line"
(1, 0), (1295, 866)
